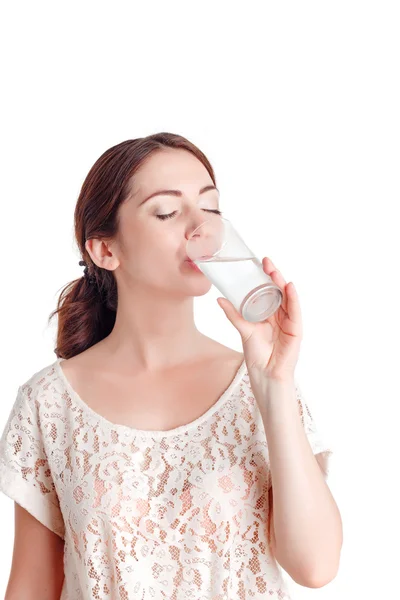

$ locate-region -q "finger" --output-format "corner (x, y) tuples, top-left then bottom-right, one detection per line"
(263, 257), (287, 285)
(286, 282), (302, 329)
(262, 257), (288, 313)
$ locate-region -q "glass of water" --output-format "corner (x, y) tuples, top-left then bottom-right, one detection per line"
(186, 215), (283, 323)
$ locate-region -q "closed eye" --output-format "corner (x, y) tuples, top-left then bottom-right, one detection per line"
(156, 209), (222, 221)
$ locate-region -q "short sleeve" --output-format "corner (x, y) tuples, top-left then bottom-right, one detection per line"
(295, 379), (333, 480)
(0, 385), (65, 539)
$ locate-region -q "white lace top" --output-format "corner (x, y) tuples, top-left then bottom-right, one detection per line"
(0, 357), (333, 600)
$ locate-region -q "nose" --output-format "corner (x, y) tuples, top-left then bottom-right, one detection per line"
(185, 205), (211, 241)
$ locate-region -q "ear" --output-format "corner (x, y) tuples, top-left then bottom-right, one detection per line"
(85, 238), (119, 271)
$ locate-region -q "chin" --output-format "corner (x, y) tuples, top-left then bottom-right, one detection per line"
(179, 275), (212, 295)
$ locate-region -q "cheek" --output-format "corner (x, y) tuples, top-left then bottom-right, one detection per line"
(122, 225), (182, 275)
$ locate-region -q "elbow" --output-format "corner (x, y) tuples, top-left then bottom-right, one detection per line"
(276, 544), (342, 589)
(298, 572), (339, 589)
(291, 561), (340, 588)
(271, 524), (343, 588)
(276, 528), (343, 588)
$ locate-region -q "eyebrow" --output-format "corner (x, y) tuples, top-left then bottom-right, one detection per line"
(138, 185), (219, 206)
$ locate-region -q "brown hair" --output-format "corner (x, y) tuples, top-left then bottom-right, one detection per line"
(48, 132), (217, 359)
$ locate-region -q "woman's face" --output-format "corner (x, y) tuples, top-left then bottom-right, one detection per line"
(112, 148), (221, 297)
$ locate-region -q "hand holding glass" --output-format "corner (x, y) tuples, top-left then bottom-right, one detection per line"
(186, 215), (283, 323)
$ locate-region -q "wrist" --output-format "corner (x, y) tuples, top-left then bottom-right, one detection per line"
(249, 371), (295, 399)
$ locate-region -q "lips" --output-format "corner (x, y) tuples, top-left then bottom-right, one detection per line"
(185, 258), (202, 272)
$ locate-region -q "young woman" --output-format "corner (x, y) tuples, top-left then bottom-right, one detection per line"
(0, 132), (342, 599)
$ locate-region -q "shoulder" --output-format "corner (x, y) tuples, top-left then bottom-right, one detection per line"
(18, 358), (64, 415)
(208, 342), (244, 367)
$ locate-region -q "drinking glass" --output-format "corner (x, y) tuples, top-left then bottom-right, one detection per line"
(186, 215), (283, 323)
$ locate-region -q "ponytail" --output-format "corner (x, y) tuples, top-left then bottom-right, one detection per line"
(49, 262), (117, 359)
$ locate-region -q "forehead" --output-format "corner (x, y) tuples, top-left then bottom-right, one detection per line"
(129, 149), (213, 198)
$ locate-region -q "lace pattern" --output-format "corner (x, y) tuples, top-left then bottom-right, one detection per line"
(0, 359), (333, 599)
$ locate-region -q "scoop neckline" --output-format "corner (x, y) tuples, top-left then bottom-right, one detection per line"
(53, 356), (247, 438)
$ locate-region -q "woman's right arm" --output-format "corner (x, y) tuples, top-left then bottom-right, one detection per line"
(4, 503), (65, 600)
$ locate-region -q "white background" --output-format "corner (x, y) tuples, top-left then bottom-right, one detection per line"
(0, 1), (399, 598)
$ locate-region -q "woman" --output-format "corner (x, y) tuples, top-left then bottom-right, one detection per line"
(0, 132), (342, 599)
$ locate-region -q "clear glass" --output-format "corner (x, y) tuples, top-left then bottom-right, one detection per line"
(186, 215), (283, 323)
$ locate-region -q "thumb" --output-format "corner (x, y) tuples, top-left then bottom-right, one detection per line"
(217, 297), (254, 340)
